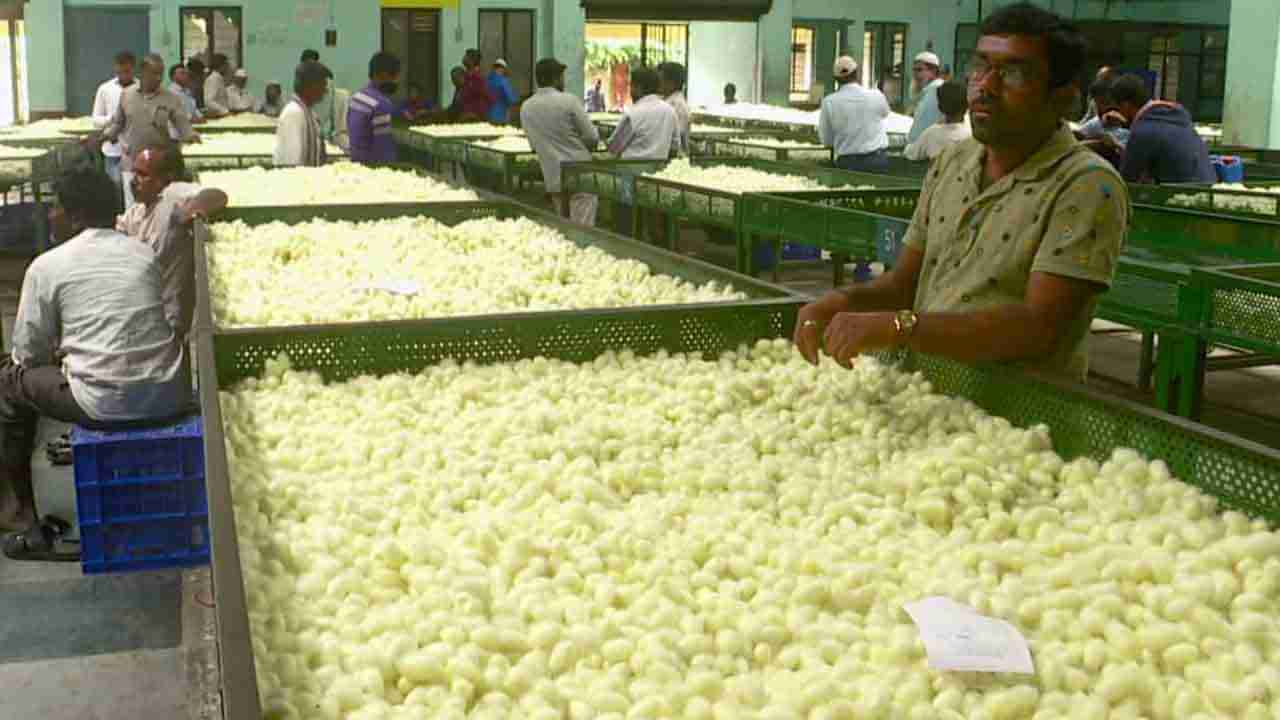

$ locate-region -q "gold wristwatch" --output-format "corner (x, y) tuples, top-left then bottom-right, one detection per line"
(894, 310), (919, 342)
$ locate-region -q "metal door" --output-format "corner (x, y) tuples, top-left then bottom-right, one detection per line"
(478, 9), (535, 98)
(64, 8), (149, 117)
(382, 9), (440, 106)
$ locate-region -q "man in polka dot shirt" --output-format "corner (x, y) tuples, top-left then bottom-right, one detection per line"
(796, 2), (1128, 381)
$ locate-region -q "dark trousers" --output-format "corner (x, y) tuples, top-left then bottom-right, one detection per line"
(836, 149), (889, 174)
(0, 359), (92, 524)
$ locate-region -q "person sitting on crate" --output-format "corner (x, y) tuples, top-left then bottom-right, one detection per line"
(795, 3), (1129, 383)
(118, 144), (229, 340)
(904, 80), (973, 162)
(1, 167), (192, 562)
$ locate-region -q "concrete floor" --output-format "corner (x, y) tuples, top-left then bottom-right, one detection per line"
(0, 201), (1277, 718)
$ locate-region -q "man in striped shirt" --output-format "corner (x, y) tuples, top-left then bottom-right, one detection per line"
(347, 52), (402, 165)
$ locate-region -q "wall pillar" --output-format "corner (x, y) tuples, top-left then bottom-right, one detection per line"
(757, 0), (795, 105)
(551, 1), (586, 100)
(25, 0), (66, 116)
(1222, 0), (1280, 147)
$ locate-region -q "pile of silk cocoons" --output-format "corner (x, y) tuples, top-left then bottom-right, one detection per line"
(183, 132), (344, 166)
(202, 112), (279, 128)
(207, 215), (744, 327)
(225, 340), (1280, 720)
(1168, 185), (1280, 217)
(717, 137), (831, 163)
(0, 116), (91, 140)
(201, 162), (480, 207)
(472, 136), (536, 154)
(411, 123), (525, 138)
(0, 143), (43, 182)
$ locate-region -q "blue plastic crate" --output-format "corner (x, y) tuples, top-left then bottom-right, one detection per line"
(72, 416), (209, 574)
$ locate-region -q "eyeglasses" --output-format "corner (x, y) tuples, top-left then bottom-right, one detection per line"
(965, 58), (1035, 89)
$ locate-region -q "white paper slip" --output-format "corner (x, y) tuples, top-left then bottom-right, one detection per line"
(903, 596), (1035, 675)
(352, 279), (421, 296)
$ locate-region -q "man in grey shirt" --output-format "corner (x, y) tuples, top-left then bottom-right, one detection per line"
(521, 57), (601, 226)
(98, 53), (198, 208)
(2, 167), (190, 561)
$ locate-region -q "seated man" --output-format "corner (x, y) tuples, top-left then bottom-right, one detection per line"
(2, 167), (190, 560)
(227, 69), (257, 113)
(260, 83), (285, 118)
(904, 79), (972, 161)
(118, 144), (228, 339)
(796, 2), (1129, 383)
(1112, 73), (1214, 184)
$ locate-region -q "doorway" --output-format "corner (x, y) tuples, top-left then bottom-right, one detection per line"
(64, 8), (149, 117)
(478, 9), (535, 99)
(863, 22), (908, 111)
(382, 9), (441, 107)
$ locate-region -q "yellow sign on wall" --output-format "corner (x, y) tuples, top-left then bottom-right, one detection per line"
(381, 0), (461, 8)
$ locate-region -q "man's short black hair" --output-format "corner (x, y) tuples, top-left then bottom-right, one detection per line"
(187, 57), (205, 73)
(210, 53), (229, 71)
(724, 83), (737, 96)
(659, 62), (686, 89)
(136, 143), (186, 179)
(115, 51), (136, 67)
(55, 167), (118, 229)
(979, 2), (1087, 90)
(1088, 77), (1113, 101)
(301, 49), (320, 63)
(937, 80), (968, 116)
(369, 52), (402, 78)
(535, 57), (567, 88)
(631, 66), (660, 97)
(1110, 74), (1149, 107)
(295, 61), (331, 94)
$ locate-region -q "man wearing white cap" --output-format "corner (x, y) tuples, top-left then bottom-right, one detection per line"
(907, 51), (945, 143)
(227, 68), (257, 113)
(487, 58), (519, 124)
(818, 56), (890, 173)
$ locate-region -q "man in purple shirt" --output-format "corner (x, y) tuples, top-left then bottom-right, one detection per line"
(347, 52), (402, 165)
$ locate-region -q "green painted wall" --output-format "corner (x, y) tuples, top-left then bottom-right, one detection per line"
(955, 0), (1229, 25)
(687, 21), (758, 107)
(26, 0), (64, 114)
(1223, 0), (1280, 147)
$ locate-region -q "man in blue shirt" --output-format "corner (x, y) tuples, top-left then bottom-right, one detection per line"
(907, 51), (944, 144)
(487, 58), (519, 124)
(348, 52), (401, 165)
(1111, 74), (1214, 184)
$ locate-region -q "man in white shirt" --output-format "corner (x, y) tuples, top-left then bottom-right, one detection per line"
(118, 145), (228, 338)
(907, 51), (945, 144)
(91, 51), (137, 201)
(275, 61), (330, 167)
(607, 67), (678, 160)
(659, 62), (691, 156)
(818, 56), (891, 173)
(904, 79), (972, 161)
(227, 68), (257, 113)
(521, 57), (601, 226)
(1, 167), (190, 560)
(203, 53), (233, 118)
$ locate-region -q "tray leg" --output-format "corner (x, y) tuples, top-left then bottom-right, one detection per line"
(771, 237), (781, 284)
(833, 253), (848, 288)
(1138, 331), (1155, 392)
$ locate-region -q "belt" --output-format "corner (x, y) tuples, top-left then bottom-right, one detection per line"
(838, 148), (888, 160)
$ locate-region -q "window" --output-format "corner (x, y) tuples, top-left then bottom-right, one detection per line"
(478, 9), (535, 99)
(181, 7), (242, 68)
(789, 26), (815, 103)
(865, 23), (908, 110)
(584, 22), (688, 110)
(382, 9), (440, 105)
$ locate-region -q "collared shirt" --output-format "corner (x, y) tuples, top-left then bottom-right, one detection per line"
(204, 70), (230, 116)
(347, 84), (398, 164)
(103, 86), (196, 172)
(520, 86), (601, 193)
(903, 121), (972, 161)
(818, 82), (890, 158)
(93, 77), (133, 158)
(274, 96), (326, 167)
(227, 84), (257, 112)
(903, 125), (1130, 380)
(487, 72), (519, 124)
(1077, 116), (1130, 146)
(13, 228), (189, 422)
(907, 77), (945, 143)
(607, 94), (678, 160)
(666, 90), (691, 155)
(461, 70), (494, 117)
(168, 82), (203, 140)
(117, 181), (202, 338)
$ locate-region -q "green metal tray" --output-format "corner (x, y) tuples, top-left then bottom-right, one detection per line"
(561, 159), (671, 203)
(697, 136), (833, 164)
(462, 141), (611, 194)
(1192, 263), (1280, 355)
(194, 291), (1280, 720)
(739, 188), (918, 281)
(1130, 182), (1280, 222)
(201, 200), (799, 330)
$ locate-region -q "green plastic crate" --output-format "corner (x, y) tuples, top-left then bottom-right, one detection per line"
(1130, 182), (1280, 222)
(697, 136), (833, 164)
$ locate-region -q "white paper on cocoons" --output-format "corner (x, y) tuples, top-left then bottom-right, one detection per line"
(352, 279), (422, 296)
(904, 596), (1036, 675)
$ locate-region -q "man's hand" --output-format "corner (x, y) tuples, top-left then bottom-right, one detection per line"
(794, 291), (850, 365)
(822, 312), (897, 369)
(176, 198), (205, 225)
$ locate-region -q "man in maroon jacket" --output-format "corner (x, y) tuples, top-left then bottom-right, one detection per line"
(460, 48), (495, 119)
